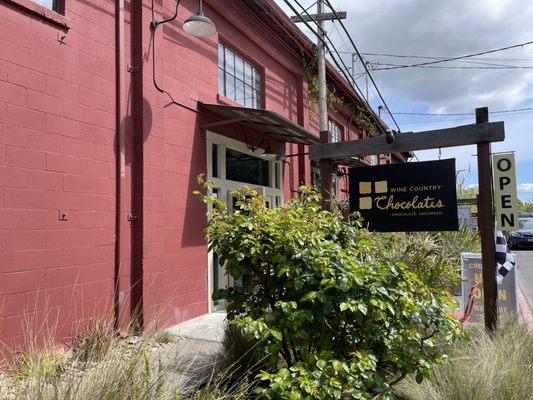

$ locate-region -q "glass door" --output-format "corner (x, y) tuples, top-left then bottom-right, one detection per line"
(206, 131), (283, 312)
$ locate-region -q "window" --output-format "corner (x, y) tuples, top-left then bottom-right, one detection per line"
(32, 0), (60, 11)
(225, 148), (270, 186)
(369, 155), (378, 165)
(329, 119), (343, 143)
(218, 42), (263, 108)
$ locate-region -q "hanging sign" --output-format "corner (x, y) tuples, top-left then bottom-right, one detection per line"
(461, 253), (518, 322)
(492, 152), (518, 231)
(349, 159), (458, 232)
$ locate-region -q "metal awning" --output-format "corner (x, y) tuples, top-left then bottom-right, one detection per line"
(199, 103), (319, 145)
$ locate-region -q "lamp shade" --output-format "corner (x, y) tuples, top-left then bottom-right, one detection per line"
(183, 11), (216, 37)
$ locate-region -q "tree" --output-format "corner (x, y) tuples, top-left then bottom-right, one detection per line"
(198, 183), (463, 399)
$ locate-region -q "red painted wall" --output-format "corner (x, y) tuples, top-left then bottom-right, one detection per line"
(0, 0), (372, 351)
(0, 0), (120, 352)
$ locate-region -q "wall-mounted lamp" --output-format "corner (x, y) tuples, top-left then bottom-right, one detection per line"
(247, 138), (278, 159)
(183, 0), (217, 37)
(151, 0), (216, 37)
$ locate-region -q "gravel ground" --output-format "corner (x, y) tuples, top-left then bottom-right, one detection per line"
(0, 334), (222, 399)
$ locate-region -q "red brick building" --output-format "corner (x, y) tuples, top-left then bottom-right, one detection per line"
(0, 0), (407, 350)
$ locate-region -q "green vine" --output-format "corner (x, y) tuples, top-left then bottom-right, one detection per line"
(302, 52), (346, 110)
(302, 51), (378, 136)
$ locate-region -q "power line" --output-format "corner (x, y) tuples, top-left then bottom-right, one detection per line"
(393, 107), (533, 116)
(369, 40), (533, 71)
(337, 51), (533, 63)
(323, 0), (402, 132)
(281, 0), (389, 135)
(370, 62), (533, 70)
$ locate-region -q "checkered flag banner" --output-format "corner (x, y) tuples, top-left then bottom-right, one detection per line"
(495, 230), (516, 284)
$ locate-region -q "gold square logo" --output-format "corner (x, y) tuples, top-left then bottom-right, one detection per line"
(359, 197), (372, 210)
(359, 182), (372, 194)
(375, 180), (388, 193)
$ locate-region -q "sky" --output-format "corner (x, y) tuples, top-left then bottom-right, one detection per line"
(274, 0), (533, 201)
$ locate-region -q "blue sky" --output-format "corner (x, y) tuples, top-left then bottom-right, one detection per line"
(275, 0), (533, 201)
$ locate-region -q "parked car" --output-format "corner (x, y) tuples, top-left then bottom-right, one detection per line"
(508, 217), (533, 249)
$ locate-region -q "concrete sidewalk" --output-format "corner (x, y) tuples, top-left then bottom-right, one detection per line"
(166, 312), (227, 342)
(516, 251), (533, 329)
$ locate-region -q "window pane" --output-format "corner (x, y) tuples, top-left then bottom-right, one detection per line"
(235, 79), (244, 104)
(218, 68), (225, 96)
(218, 42), (224, 69)
(244, 84), (252, 107)
(225, 47), (235, 75)
(226, 74), (236, 100)
(254, 68), (262, 89)
(275, 162), (280, 189)
(244, 62), (252, 84)
(235, 55), (244, 81)
(254, 88), (262, 108)
(226, 148), (269, 186)
(32, 0), (55, 10)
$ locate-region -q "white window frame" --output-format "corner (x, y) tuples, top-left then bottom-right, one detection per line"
(328, 118), (343, 143)
(205, 131), (283, 312)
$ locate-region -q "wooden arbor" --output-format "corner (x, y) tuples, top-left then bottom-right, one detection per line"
(309, 107), (505, 331)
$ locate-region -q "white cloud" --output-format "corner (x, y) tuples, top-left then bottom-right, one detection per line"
(518, 183), (533, 193)
(275, 0), (533, 166)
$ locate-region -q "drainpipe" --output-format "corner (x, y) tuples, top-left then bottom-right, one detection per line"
(130, 0), (144, 331)
(114, 0), (125, 332)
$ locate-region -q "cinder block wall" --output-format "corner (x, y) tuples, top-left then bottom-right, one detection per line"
(0, 0), (119, 351)
(0, 0), (366, 351)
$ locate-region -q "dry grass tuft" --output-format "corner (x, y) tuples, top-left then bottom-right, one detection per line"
(396, 318), (533, 400)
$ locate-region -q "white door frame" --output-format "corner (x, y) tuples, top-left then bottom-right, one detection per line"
(205, 131), (284, 312)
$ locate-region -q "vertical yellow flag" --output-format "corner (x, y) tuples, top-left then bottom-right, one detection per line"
(492, 153), (518, 231)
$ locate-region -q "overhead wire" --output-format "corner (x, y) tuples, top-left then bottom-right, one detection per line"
(368, 39), (533, 70)
(371, 62), (533, 70)
(393, 107), (533, 116)
(323, 0), (402, 132)
(280, 0), (389, 135)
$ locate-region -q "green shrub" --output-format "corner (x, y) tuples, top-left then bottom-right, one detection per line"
(396, 319), (533, 400)
(200, 185), (463, 399)
(373, 228), (480, 294)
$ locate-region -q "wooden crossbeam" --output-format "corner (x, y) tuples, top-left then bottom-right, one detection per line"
(290, 12), (347, 23)
(309, 121), (505, 160)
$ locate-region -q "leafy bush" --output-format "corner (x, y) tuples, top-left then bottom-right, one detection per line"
(201, 185), (463, 399)
(373, 228), (480, 294)
(396, 318), (533, 400)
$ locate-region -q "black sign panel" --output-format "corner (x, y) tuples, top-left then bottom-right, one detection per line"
(349, 159), (458, 232)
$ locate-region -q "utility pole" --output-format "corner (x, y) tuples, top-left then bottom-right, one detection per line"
(317, 0), (332, 210)
(291, 1), (346, 210)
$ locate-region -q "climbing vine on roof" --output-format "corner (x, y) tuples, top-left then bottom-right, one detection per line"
(302, 51), (378, 136)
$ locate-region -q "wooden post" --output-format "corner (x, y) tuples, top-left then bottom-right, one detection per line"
(320, 130), (333, 211)
(476, 107), (497, 332)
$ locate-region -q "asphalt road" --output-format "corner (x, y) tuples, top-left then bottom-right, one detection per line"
(516, 250), (533, 310)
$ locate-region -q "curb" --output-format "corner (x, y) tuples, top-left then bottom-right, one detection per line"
(518, 284), (533, 330)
